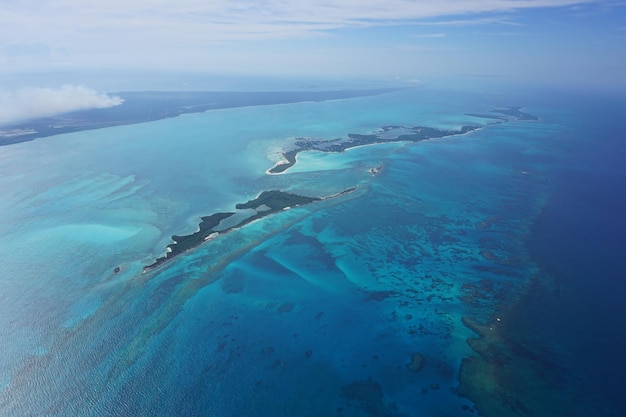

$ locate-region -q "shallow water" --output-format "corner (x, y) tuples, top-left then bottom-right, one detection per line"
(0, 86), (623, 416)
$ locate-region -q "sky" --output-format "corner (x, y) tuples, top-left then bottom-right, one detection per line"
(0, 0), (625, 123)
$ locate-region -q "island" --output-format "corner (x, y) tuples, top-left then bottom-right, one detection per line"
(267, 124), (480, 174)
(268, 105), (539, 174)
(144, 188), (356, 271)
(369, 164), (383, 175)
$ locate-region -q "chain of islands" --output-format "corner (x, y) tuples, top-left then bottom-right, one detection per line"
(144, 105), (536, 272)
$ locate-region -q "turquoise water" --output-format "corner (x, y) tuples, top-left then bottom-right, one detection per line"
(0, 87), (623, 416)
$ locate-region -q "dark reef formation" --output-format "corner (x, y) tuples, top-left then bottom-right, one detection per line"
(456, 315), (578, 417)
(341, 378), (402, 417)
(406, 353), (425, 373)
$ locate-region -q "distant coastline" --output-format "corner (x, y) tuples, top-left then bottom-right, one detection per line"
(0, 88), (403, 146)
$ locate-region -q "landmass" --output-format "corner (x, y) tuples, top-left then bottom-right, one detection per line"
(144, 188), (356, 271)
(268, 124), (480, 174)
(145, 104), (537, 270)
(0, 89), (402, 146)
(268, 105), (537, 174)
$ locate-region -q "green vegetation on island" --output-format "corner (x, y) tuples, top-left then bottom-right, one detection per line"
(268, 124), (480, 174)
(235, 190), (318, 210)
(144, 190), (325, 271)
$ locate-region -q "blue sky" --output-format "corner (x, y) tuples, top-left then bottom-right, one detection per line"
(1, 0), (625, 96)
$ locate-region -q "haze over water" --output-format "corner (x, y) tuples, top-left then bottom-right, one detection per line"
(0, 84), (624, 416)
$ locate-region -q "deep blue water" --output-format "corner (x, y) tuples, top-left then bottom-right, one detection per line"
(515, 92), (626, 415)
(0, 85), (624, 416)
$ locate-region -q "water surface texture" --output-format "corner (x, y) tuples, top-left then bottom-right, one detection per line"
(0, 87), (624, 416)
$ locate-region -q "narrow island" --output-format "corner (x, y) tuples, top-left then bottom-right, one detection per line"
(267, 124), (480, 174)
(144, 188), (356, 271)
(268, 106), (537, 175)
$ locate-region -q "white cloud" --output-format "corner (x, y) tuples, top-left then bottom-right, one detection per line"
(0, 0), (618, 89)
(0, 1), (594, 44)
(0, 85), (124, 126)
(0, 0), (590, 75)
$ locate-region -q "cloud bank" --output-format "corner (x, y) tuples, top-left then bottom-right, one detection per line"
(0, 85), (124, 126)
(1, 0), (622, 91)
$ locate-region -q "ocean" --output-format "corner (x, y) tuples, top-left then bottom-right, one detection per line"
(0, 85), (624, 416)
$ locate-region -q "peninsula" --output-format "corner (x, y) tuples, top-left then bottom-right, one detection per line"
(144, 188), (356, 271)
